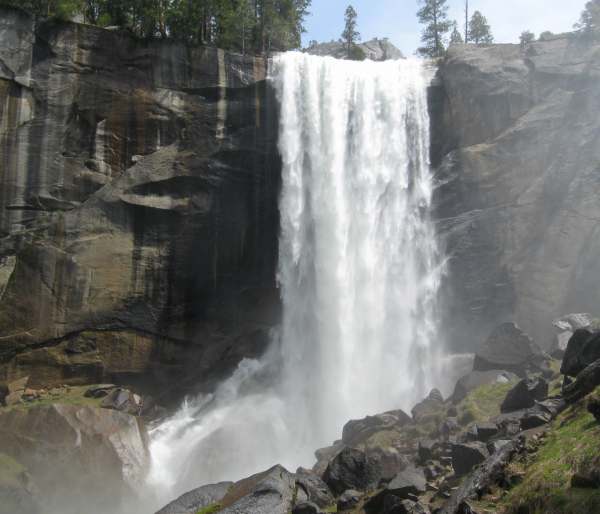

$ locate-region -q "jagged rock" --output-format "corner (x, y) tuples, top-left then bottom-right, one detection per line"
(494, 404), (553, 431)
(472, 422), (498, 443)
(440, 437), (524, 513)
(500, 377), (548, 413)
(385, 466), (427, 498)
(218, 465), (296, 514)
(101, 387), (144, 415)
(4, 376), (29, 406)
(412, 389), (444, 422)
(451, 370), (518, 403)
(441, 418), (460, 440)
(418, 440), (436, 463)
(486, 439), (511, 455)
(563, 358), (600, 404)
(551, 331), (573, 359)
(293, 501), (320, 514)
(322, 447), (382, 495)
(306, 38), (404, 61)
(553, 313), (593, 332)
(0, 404), (148, 513)
(313, 442), (345, 476)
(342, 409), (412, 445)
(84, 384), (117, 398)
(473, 324), (547, 377)
(295, 468), (334, 508)
(561, 329), (600, 377)
(337, 489), (362, 511)
(536, 397), (566, 417)
(155, 482), (233, 514)
(451, 442), (489, 476)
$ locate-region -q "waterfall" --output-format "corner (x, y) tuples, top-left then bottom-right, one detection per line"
(147, 52), (443, 508)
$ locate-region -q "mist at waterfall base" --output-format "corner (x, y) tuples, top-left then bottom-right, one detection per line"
(147, 52), (451, 507)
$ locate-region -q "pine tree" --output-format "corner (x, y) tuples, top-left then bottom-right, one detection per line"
(469, 10), (493, 45)
(450, 21), (463, 45)
(417, 0), (452, 58)
(575, 0), (600, 38)
(519, 30), (535, 48)
(341, 5), (360, 58)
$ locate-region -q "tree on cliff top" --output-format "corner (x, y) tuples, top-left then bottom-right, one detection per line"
(0, 0), (312, 53)
(469, 10), (493, 45)
(341, 5), (361, 58)
(450, 21), (464, 45)
(417, 0), (452, 58)
(575, 0), (600, 38)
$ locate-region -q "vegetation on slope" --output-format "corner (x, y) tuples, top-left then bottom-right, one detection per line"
(0, 0), (311, 54)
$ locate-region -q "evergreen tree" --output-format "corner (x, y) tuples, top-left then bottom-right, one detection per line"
(341, 5), (360, 57)
(417, 0), (452, 58)
(520, 30), (535, 48)
(469, 10), (493, 45)
(450, 21), (463, 44)
(575, 0), (600, 38)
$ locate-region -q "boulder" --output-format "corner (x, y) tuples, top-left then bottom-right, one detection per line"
(472, 422), (499, 443)
(155, 482), (233, 514)
(337, 489), (362, 511)
(295, 468), (334, 508)
(441, 418), (460, 440)
(219, 465), (296, 514)
(563, 358), (600, 404)
(385, 466), (427, 498)
(342, 409), (412, 446)
(418, 440), (436, 463)
(84, 384), (117, 398)
(0, 404), (148, 513)
(551, 331), (573, 359)
(306, 38), (405, 61)
(473, 323), (547, 377)
(561, 329), (600, 377)
(440, 437), (524, 513)
(412, 389), (444, 422)
(451, 370), (518, 403)
(500, 377), (548, 413)
(322, 447), (382, 495)
(4, 376), (29, 406)
(101, 387), (143, 415)
(553, 313), (593, 332)
(451, 442), (489, 476)
(293, 501), (320, 514)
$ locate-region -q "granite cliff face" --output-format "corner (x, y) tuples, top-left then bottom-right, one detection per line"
(0, 8), (280, 402)
(432, 38), (600, 352)
(0, 8), (599, 402)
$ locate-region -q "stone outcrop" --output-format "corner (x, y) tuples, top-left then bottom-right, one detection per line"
(0, 403), (149, 513)
(306, 38), (404, 61)
(433, 37), (600, 353)
(0, 7), (280, 402)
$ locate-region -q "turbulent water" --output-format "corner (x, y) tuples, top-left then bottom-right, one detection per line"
(147, 52), (444, 507)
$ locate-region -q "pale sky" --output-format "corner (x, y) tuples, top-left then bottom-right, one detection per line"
(303, 0), (589, 55)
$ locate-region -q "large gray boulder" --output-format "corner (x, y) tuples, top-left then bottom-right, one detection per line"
(561, 329), (600, 377)
(434, 38), (600, 354)
(155, 482), (233, 514)
(342, 409), (412, 446)
(472, 323), (547, 377)
(322, 448), (382, 495)
(500, 377), (548, 413)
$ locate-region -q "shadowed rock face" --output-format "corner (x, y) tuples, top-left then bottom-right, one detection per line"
(432, 38), (600, 353)
(0, 8), (281, 403)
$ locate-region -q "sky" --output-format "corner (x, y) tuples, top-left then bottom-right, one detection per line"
(303, 0), (589, 55)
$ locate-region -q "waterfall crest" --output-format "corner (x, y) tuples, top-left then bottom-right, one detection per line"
(147, 52), (443, 506)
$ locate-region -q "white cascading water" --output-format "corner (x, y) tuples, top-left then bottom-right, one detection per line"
(146, 52), (443, 509)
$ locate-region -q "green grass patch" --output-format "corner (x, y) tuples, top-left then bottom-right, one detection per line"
(196, 504), (222, 514)
(456, 380), (517, 425)
(0, 385), (103, 413)
(499, 388), (600, 513)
